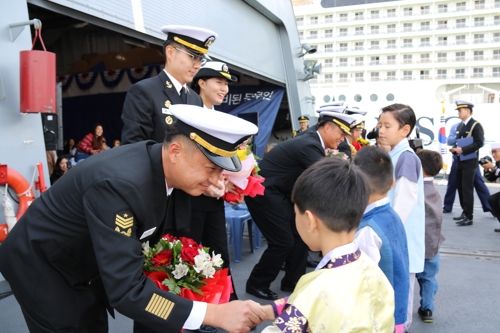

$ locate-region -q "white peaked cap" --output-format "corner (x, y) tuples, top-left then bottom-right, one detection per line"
(160, 25), (218, 42)
(320, 101), (345, 107)
(316, 105), (346, 114)
(167, 104), (257, 172)
(316, 111), (357, 135)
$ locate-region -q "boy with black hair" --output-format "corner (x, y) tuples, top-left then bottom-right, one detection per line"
(260, 157), (395, 332)
(353, 146), (410, 333)
(415, 149), (446, 323)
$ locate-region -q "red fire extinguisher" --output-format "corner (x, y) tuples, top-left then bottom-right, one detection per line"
(20, 24), (56, 113)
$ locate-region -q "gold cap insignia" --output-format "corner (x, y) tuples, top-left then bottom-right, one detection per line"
(204, 36), (215, 48)
(165, 100), (171, 108)
(166, 81), (172, 89)
(114, 211), (133, 237)
(165, 116), (173, 125)
(222, 64), (228, 73)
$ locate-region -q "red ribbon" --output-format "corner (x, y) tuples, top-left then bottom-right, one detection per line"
(222, 176), (265, 203)
(144, 268), (233, 304)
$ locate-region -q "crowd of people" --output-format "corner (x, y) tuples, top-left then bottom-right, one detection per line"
(2, 22), (497, 333)
(47, 124), (121, 185)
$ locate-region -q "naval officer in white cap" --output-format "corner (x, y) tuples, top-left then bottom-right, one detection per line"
(245, 111), (357, 300)
(0, 105), (266, 333)
(122, 25), (218, 144)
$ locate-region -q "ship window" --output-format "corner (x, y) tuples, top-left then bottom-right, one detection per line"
(323, 95), (331, 103)
(354, 94), (362, 102)
(370, 94), (378, 101)
(387, 93), (395, 101)
(339, 95), (346, 101)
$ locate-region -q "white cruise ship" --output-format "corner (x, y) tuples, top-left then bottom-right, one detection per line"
(292, 0), (500, 152)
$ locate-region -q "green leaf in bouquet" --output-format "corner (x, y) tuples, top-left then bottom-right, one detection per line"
(163, 278), (181, 295)
(178, 281), (204, 296)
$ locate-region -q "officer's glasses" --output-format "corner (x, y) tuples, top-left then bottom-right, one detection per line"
(175, 47), (207, 65)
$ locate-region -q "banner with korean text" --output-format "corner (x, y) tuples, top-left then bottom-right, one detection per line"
(215, 85), (285, 158)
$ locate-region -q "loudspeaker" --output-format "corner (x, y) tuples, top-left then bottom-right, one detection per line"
(41, 113), (58, 150)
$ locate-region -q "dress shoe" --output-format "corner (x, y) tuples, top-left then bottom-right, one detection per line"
(494, 228), (500, 233)
(195, 325), (217, 333)
(456, 217), (473, 226)
(418, 307), (433, 323)
(246, 285), (278, 300)
(453, 213), (465, 221)
(443, 209), (451, 213)
(306, 255), (320, 268)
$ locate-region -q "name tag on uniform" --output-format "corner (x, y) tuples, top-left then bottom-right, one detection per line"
(140, 227), (157, 240)
(162, 108), (172, 115)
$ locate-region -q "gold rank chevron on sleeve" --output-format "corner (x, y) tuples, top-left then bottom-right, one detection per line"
(114, 211), (134, 237)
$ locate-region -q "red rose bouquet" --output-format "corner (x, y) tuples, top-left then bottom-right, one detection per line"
(222, 144), (265, 203)
(142, 234), (232, 304)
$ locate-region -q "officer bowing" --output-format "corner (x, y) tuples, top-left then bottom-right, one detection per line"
(0, 105), (265, 333)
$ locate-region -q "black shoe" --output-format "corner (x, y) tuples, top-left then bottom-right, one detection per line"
(196, 325), (218, 333)
(453, 213), (465, 221)
(494, 228), (500, 232)
(418, 308), (433, 323)
(306, 255), (320, 268)
(456, 217), (473, 226)
(246, 285), (278, 300)
(280, 283), (296, 292)
(443, 209), (451, 213)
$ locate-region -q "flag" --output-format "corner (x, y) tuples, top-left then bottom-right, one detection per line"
(438, 100), (447, 155)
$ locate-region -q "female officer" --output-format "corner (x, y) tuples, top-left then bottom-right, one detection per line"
(189, 61), (240, 300)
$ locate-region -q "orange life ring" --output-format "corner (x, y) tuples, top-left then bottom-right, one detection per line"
(0, 168), (35, 242)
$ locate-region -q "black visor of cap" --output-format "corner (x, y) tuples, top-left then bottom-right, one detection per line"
(196, 144), (242, 172)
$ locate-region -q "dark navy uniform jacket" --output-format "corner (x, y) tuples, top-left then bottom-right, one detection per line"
(0, 142), (192, 332)
(121, 70), (203, 144)
(261, 130), (325, 196)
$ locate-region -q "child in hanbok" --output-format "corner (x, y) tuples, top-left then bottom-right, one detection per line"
(354, 146), (410, 333)
(415, 150), (446, 323)
(377, 103), (425, 331)
(260, 157), (395, 333)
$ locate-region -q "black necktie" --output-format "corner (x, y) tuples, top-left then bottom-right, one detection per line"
(180, 87), (187, 104)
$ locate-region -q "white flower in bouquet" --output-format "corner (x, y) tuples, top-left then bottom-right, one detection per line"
(172, 263), (189, 280)
(202, 262), (216, 278)
(194, 255), (208, 273)
(198, 248), (211, 261)
(211, 252), (224, 268)
(142, 241), (151, 255)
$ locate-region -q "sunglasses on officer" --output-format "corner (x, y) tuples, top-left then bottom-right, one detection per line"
(175, 47), (208, 66)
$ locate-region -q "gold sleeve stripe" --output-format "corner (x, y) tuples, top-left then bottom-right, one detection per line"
(145, 293), (175, 320)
